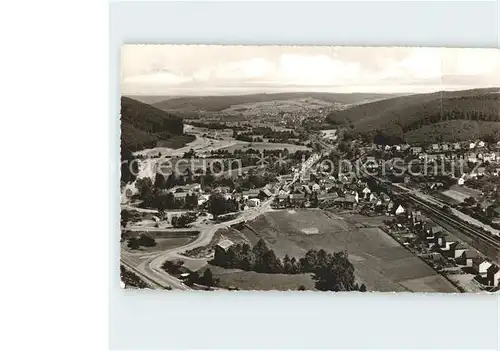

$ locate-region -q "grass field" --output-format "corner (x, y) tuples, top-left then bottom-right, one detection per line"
(207, 264), (316, 291)
(237, 209), (458, 292)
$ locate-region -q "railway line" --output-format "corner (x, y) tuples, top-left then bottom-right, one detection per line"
(404, 193), (500, 250)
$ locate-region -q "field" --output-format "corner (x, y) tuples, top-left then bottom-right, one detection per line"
(121, 235), (197, 254)
(235, 209), (458, 292)
(208, 264), (316, 291)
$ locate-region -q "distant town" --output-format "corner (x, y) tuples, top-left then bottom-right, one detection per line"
(120, 88), (500, 293)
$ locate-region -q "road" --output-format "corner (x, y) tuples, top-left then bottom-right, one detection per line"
(121, 198), (275, 290)
(121, 129), (321, 289)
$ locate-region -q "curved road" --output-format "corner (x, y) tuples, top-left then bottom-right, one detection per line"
(121, 127), (321, 290)
(121, 198), (274, 290)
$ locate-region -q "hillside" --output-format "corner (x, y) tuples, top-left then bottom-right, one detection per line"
(151, 92), (394, 113)
(327, 88), (500, 143)
(120, 96), (186, 152)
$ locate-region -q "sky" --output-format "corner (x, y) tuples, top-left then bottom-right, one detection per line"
(121, 45), (500, 96)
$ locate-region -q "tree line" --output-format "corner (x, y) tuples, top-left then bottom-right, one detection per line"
(211, 238), (365, 291)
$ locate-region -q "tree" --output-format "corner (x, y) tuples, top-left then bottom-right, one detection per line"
(207, 193), (230, 218)
(283, 254), (293, 273)
(121, 209), (131, 228)
(185, 192), (198, 210)
(359, 284), (367, 292)
(312, 251), (356, 291)
(166, 172), (177, 189)
(252, 239), (270, 272)
(300, 249), (318, 273)
(263, 249), (283, 273)
(135, 177), (154, 202)
(201, 268), (217, 287)
(187, 271), (199, 285)
(297, 285), (306, 291)
(154, 172), (166, 189)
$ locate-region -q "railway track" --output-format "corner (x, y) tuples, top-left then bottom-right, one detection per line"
(404, 194), (500, 250)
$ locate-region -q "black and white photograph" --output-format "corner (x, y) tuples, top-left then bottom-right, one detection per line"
(120, 45), (500, 293)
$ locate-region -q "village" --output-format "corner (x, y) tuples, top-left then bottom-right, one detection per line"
(121, 124), (500, 292)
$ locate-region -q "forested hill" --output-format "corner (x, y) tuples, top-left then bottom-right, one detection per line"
(152, 92), (394, 112)
(120, 96), (184, 152)
(326, 88), (500, 143)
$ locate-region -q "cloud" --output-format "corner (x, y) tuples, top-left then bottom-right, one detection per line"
(120, 45), (500, 95)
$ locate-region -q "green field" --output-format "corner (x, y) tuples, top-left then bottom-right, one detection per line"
(236, 209), (458, 292)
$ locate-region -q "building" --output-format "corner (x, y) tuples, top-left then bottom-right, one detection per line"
(452, 242), (468, 259)
(289, 193), (306, 206)
(472, 258), (492, 277)
(213, 239), (235, 265)
(241, 189), (260, 200)
(258, 188), (273, 200)
(247, 198), (261, 208)
(486, 265), (500, 287)
(395, 204), (406, 216)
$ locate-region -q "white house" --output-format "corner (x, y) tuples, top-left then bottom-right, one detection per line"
(472, 258), (492, 277)
(395, 204), (406, 215)
(477, 140), (486, 148)
(457, 175), (466, 185)
(469, 142), (476, 149)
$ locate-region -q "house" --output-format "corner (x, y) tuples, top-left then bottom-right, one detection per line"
(476, 167), (486, 176)
(247, 198), (261, 208)
(214, 239), (235, 263)
(477, 140), (486, 148)
(173, 192), (188, 203)
(241, 189), (260, 200)
(452, 242), (468, 259)
(457, 250), (476, 266)
(380, 192), (391, 203)
(411, 211), (424, 226)
(469, 142), (476, 149)
(486, 265), (500, 286)
(362, 186), (372, 197)
(432, 144), (439, 152)
(441, 143), (449, 152)
(333, 195), (356, 209)
(457, 175), (466, 185)
(289, 193), (306, 206)
(198, 194), (210, 206)
(258, 188), (273, 200)
(472, 258), (492, 277)
(453, 142), (461, 150)
(395, 204), (406, 216)
(482, 152), (496, 162)
(311, 183), (320, 192)
(274, 194), (289, 208)
(411, 146), (423, 155)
